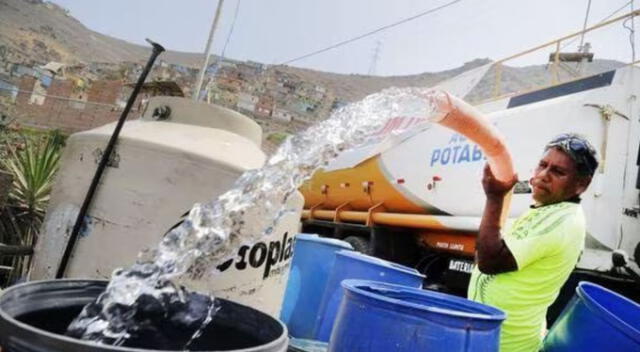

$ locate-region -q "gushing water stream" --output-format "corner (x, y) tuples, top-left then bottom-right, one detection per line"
(66, 88), (444, 349)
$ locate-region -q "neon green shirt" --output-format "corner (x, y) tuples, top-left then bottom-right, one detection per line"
(468, 201), (585, 352)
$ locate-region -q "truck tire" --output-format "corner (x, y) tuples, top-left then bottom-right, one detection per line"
(343, 236), (372, 255)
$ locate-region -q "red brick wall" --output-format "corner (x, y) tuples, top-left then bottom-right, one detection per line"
(14, 77), (126, 134)
(87, 80), (123, 105)
(46, 80), (73, 101)
(16, 76), (36, 106)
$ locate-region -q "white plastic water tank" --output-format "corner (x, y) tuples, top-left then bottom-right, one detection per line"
(31, 97), (303, 317)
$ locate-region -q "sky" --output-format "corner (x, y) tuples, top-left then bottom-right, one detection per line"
(50, 0), (639, 76)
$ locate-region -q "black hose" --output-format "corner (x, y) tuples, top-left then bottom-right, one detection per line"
(623, 266), (640, 286)
(55, 40), (165, 279)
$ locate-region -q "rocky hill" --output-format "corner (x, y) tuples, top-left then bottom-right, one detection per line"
(0, 0), (204, 66)
(0, 0), (627, 103)
(275, 59), (494, 103)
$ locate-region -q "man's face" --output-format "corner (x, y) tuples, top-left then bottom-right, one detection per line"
(530, 147), (590, 206)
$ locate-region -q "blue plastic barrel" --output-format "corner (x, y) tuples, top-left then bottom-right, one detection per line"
(280, 234), (353, 339)
(313, 250), (425, 342)
(544, 281), (640, 351)
(328, 280), (505, 352)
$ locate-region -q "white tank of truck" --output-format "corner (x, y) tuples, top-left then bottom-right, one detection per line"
(31, 97), (304, 317)
(301, 65), (640, 305)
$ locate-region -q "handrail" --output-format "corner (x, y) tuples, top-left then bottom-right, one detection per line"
(495, 9), (640, 66)
(478, 58), (640, 106)
(488, 9), (640, 99)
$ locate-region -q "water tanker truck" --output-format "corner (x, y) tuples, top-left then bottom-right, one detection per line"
(299, 66), (640, 321)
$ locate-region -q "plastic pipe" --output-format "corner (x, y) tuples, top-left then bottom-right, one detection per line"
(303, 91), (516, 227)
(427, 90), (515, 225)
(427, 90), (514, 182)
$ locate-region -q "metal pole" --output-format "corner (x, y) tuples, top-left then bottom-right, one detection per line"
(55, 40), (165, 279)
(192, 0), (225, 102)
(493, 63), (502, 98)
(578, 0), (593, 51)
(631, 0), (636, 63)
(553, 41), (561, 84)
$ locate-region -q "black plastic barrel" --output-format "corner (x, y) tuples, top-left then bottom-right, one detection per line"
(0, 280), (288, 352)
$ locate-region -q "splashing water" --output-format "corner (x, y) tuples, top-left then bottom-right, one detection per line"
(67, 88), (445, 348)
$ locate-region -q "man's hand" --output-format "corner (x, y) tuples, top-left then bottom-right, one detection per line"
(482, 164), (518, 199)
(476, 164), (518, 275)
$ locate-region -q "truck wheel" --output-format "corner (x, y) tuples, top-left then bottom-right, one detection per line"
(343, 236), (372, 255)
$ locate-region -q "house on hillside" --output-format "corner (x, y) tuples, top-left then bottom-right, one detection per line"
(255, 95), (275, 117)
(121, 80), (184, 111)
(312, 85), (327, 101)
(237, 61), (264, 78)
(0, 75), (18, 102)
(205, 63), (220, 76)
(11, 64), (38, 78)
(290, 99), (317, 115)
(237, 92), (258, 112)
(208, 87), (238, 108)
(41, 62), (66, 77)
(217, 77), (241, 93)
(170, 64), (191, 75)
(28, 77), (47, 106)
(272, 107), (294, 123)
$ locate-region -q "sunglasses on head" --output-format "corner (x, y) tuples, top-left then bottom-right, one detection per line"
(546, 134), (597, 175)
(548, 136), (589, 153)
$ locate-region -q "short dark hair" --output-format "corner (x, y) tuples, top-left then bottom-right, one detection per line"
(545, 133), (599, 177)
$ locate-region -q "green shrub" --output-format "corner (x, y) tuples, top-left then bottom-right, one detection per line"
(0, 134), (63, 285)
(267, 132), (290, 144)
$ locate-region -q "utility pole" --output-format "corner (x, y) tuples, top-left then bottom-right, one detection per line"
(192, 0), (225, 102)
(576, 0), (592, 76)
(368, 40), (382, 76)
(576, 42), (591, 76)
(548, 0), (595, 79)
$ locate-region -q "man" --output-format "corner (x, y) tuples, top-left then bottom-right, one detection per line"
(468, 133), (599, 352)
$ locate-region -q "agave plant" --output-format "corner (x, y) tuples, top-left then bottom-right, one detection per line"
(0, 134), (63, 285)
(2, 136), (62, 218)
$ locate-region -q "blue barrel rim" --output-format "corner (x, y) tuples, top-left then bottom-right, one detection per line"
(576, 281), (640, 343)
(341, 279), (506, 322)
(335, 250), (425, 279)
(296, 234), (354, 250)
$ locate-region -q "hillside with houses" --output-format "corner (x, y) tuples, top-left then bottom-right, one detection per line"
(0, 0), (626, 153)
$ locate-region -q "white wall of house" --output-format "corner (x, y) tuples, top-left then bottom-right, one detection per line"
(272, 108), (293, 122)
(237, 100), (256, 112)
(238, 92), (259, 104)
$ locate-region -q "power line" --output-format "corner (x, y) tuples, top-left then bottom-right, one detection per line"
(279, 0), (463, 65)
(220, 0), (242, 59)
(603, 0), (636, 22)
(622, 1), (636, 62)
(561, 0), (634, 51)
(207, 0), (241, 76)
(205, 0), (241, 102)
(578, 0), (593, 51)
